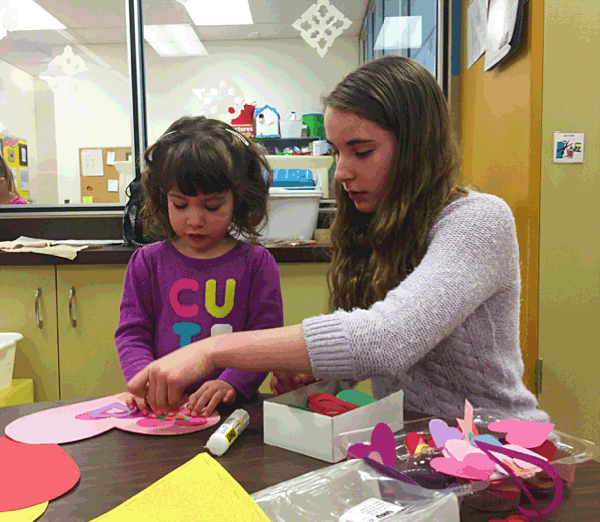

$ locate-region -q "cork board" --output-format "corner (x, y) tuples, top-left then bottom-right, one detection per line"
(79, 147), (131, 203)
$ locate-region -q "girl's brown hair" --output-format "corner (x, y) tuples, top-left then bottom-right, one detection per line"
(0, 154), (19, 200)
(324, 56), (466, 312)
(140, 116), (272, 240)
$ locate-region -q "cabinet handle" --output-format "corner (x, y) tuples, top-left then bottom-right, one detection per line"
(35, 287), (43, 329)
(69, 287), (77, 327)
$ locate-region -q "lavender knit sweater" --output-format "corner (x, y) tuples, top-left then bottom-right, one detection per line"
(302, 191), (548, 422)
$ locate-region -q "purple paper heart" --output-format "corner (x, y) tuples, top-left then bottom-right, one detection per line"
(429, 419), (463, 448)
(347, 423), (397, 467)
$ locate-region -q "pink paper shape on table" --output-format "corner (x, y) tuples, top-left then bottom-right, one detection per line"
(429, 419), (463, 448)
(456, 399), (477, 441)
(430, 452), (496, 481)
(5, 393), (220, 444)
(443, 438), (486, 461)
(0, 436), (80, 512)
(347, 422), (397, 467)
(491, 444), (547, 475)
(488, 419), (554, 448)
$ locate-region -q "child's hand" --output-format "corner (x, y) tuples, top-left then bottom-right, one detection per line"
(124, 392), (152, 416)
(185, 380), (237, 418)
(270, 371), (315, 395)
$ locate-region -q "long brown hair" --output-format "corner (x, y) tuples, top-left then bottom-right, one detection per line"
(0, 154), (19, 200)
(140, 116), (272, 241)
(325, 56), (465, 312)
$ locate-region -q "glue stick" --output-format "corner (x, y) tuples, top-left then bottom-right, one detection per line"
(206, 409), (249, 456)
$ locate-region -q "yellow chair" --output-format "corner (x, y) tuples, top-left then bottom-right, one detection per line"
(0, 378), (34, 407)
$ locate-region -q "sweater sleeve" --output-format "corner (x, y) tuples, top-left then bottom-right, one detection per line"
(114, 247), (157, 384)
(218, 248), (284, 398)
(302, 194), (519, 382)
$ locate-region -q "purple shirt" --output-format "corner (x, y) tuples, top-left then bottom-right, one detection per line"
(9, 196), (28, 204)
(115, 240), (283, 399)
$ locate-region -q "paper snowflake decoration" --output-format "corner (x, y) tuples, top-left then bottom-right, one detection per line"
(293, 0), (352, 58)
(192, 77), (246, 121)
(51, 45), (88, 77)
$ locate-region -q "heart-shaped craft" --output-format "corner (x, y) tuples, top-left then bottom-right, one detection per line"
(493, 444), (547, 475)
(347, 423), (397, 467)
(528, 439), (557, 462)
(0, 436), (80, 512)
(406, 432), (426, 455)
(471, 434), (503, 449)
(487, 516), (531, 522)
(443, 439), (485, 461)
(488, 419), (554, 448)
(5, 393), (220, 444)
(429, 419), (463, 448)
(430, 452), (496, 481)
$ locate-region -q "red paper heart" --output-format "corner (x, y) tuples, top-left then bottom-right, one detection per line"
(487, 515), (531, 522)
(406, 432), (424, 454)
(529, 439), (557, 461)
(0, 436), (80, 511)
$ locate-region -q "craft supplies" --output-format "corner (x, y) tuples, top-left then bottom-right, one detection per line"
(336, 389), (378, 406)
(308, 393), (361, 416)
(206, 408), (249, 456)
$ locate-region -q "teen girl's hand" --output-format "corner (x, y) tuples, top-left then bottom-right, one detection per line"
(185, 380), (237, 417)
(127, 341), (216, 413)
(270, 371), (316, 395)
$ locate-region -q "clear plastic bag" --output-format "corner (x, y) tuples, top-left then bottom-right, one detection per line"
(251, 458), (462, 522)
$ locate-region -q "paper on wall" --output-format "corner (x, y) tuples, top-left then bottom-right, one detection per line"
(106, 151), (115, 165)
(80, 149), (103, 177)
(107, 179), (119, 192)
(467, 0), (488, 68)
(19, 167), (29, 191)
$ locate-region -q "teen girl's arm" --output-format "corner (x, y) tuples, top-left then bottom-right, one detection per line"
(214, 248), (284, 399)
(127, 324), (312, 413)
(115, 248), (157, 412)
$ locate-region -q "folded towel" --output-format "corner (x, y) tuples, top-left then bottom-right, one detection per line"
(0, 237), (89, 260)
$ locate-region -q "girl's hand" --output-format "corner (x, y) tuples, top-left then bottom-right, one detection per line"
(270, 371), (316, 395)
(185, 380), (237, 418)
(127, 342), (216, 413)
(124, 392), (151, 416)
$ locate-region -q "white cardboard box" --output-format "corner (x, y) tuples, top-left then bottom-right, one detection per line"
(263, 380), (404, 463)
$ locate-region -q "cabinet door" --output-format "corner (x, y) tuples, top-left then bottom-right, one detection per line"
(57, 265), (128, 400)
(0, 266), (59, 401)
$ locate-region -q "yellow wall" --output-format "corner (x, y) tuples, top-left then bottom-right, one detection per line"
(538, 0), (600, 445)
(459, 0), (544, 392)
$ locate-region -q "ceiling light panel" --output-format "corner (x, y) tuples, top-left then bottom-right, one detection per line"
(181, 0), (254, 26)
(144, 24), (208, 57)
(3, 0), (66, 31)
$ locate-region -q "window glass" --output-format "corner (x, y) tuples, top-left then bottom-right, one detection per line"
(0, 0), (132, 206)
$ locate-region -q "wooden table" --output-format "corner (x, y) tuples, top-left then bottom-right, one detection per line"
(0, 396), (598, 521)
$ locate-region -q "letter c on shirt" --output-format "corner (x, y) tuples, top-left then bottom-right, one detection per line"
(169, 278), (199, 318)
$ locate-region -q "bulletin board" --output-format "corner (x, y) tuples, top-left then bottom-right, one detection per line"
(79, 147), (131, 203)
(1, 135), (29, 198)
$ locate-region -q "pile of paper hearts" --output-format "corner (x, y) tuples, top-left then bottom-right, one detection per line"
(289, 389), (377, 417)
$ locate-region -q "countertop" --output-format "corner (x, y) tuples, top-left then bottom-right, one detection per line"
(0, 242), (333, 266)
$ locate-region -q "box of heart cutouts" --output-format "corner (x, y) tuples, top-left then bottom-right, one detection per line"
(263, 380), (403, 463)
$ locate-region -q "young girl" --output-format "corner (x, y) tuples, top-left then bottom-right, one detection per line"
(0, 155), (28, 204)
(115, 116), (283, 417)
(128, 57), (548, 424)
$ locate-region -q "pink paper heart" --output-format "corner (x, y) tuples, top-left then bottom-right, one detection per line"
(443, 439), (485, 460)
(493, 444), (547, 475)
(429, 419), (463, 448)
(5, 393), (220, 443)
(347, 423), (397, 467)
(488, 419), (554, 448)
(430, 452), (496, 481)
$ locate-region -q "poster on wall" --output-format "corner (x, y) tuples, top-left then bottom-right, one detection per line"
(19, 143), (28, 166)
(1, 135), (30, 198)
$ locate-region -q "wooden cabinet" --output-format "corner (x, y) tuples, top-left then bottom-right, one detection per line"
(57, 265), (127, 400)
(0, 266), (59, 402)
(0, 265), (128, 401)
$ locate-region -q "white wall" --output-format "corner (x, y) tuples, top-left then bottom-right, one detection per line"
(0, 59), (37, 199)
(47, 36), (358, 203)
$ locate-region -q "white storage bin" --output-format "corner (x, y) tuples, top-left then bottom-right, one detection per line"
(260, 186), (323, 240)
(280, 112), (303, 138)
(0, 333), (23, 390)
(266, 155), (333, 198)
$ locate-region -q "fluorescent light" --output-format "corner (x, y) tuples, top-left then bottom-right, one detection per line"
(3, 0), (66, 31)
(181, 0), (253, 26)
(144, 24), (208, 57)
(374, 16), (422, 51)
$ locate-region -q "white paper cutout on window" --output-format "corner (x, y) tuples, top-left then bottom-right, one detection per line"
(292, 0), (352, 58)
(0, 7), (19, 41)
(39, 45), (89, 93)
(192, 77), (246, 122)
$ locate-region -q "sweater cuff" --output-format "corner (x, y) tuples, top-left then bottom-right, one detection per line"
(302, 314), (356, 380)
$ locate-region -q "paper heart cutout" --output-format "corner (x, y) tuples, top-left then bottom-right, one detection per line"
(430, 452), (496, 481)
(429, 419), (463, 448)
(443, 439), (485, 460)
(347, 423), (397, 467)
(0, 436), (80, 511)
(495, 444), (547, 474)
(529, 439), (557, 462)
(488, 419), (554, 448)
(5, 393), (220, 444)
(487, 516), (531, 522)
(471, 434), (503, 449)
(406, 432), (425, 455)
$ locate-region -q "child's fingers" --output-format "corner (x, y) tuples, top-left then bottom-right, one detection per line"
(200, 391), (226, 417)
(186, 388), (211, 417)
(134, 396), (151, 416)
(223, 389), (236, 403)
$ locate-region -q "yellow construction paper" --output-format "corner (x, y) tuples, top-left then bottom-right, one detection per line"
(0, 502), (48, 522)
(89, 452), (270, 522)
